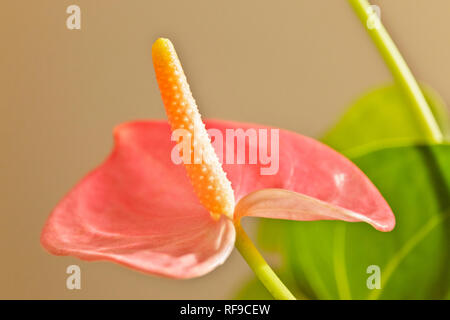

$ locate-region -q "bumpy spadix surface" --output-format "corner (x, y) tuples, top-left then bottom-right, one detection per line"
(152, 38), (235, 219)
(41, 120), (395, 278)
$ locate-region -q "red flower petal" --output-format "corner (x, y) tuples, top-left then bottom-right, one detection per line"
(41, 121), (235, 279)
(234, 189), (393, 232)
(208, 119), (395, 231)
(41, 119), (394, 279)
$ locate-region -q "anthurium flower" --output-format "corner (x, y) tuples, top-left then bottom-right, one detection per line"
(41, 39), (394, 284)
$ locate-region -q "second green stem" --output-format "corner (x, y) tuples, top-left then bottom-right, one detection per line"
(348, 0), (443, 143)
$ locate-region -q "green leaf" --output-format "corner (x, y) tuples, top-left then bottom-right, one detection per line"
(322, 84), (450, 153)
(250, 84), (450, 300)
(279, 144), (450, 299)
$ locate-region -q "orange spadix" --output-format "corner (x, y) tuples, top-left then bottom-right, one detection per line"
(152, 38), (235, 219)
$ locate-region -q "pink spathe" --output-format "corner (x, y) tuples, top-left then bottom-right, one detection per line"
(41, 119), (394, 279)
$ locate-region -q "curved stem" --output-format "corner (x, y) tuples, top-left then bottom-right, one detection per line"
(348, 0), (443, 143)
(234, 221), (296, 300)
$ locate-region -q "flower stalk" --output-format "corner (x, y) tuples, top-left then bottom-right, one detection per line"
(234, 221), (296, 300)
(348, 0), (443, 142)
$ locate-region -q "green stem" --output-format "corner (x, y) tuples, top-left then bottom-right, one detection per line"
(348, 0), (443, 142)
(234, 222), (296, 300)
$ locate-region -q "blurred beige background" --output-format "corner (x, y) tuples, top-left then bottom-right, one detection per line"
(1, 0), (449, 299)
